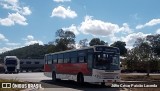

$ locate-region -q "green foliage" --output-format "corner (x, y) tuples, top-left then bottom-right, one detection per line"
(0, 29), (76, 60)
(146, 34), (160, 55)
(55, 29), (75, 51)
(89, 38), (107, 46)
(0, 43), (49, 59)
(125, 41), (151, 72)
(46, 44), (56, 53)
(111, 41), (127, 56)
(79, 38), (88, 48)
(135, 34), (160, 56)
(124, 34), (160, 73)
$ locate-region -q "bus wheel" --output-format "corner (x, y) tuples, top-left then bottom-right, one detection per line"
(16, 69), (19, 74)
(52, 72), (56, 82)
(77, 73), (84, 84)
(101, 82), (105, 86)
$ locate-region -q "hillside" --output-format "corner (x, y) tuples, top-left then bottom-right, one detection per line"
(0, 44), (51, 59)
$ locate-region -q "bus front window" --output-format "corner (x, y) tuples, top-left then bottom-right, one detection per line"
(94, 53), (119, 70)
(5, 60), (17, 65)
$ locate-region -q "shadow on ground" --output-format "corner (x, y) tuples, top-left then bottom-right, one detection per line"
(40, 80), (124, 91)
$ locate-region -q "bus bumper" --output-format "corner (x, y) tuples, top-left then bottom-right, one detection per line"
(84, 76), (120, 86)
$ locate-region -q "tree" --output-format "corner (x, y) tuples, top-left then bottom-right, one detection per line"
(133, 36), (154, 76)
(79, 39), (88, 48)
(146, 34), (160, 56)
(136, 41), (151, 76)
(46, 44), (56, 53)
(55, 29), (76, 51)
(135, 34), (160, 56)
(111, 41), (127, 56)
(126, 34), (160, 76)
(125, 49), (140, 72)
(89, 38), (107, 46)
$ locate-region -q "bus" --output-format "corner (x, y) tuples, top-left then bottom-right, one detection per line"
(4, 56), (20, 74)
(20, 59), (44, 72)
(44, 45), (120, 85)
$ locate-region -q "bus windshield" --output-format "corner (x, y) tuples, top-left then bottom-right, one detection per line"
(5, 59), (17, 65)
(94, 52), (119, 70)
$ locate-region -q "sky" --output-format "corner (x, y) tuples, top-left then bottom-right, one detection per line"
(0, 0), (160, 53)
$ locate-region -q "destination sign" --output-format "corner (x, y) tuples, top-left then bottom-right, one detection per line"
(95, 46), (119, 53)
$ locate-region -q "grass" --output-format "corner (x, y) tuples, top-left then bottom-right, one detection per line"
(126, 88), (160, 91)
(121, 75), (160, 91)
(121, 74), (160, 81)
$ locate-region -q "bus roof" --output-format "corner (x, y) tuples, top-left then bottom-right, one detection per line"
(5, 56), (18, 59)
(46, 45), (119, 56)
(4, 56), (20, 62)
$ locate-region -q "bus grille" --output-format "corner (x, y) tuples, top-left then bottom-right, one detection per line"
(100, 73), (118, 79)
(7, 67), (15, 72)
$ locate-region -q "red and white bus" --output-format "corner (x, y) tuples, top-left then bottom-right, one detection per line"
(44, 45), (120, 85)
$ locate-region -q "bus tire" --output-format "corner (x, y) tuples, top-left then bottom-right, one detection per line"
(16, 69), (19, 74)
(52, 71), (57, 82)
(101, 82), (105, 86)
(77, 73), (84, 84)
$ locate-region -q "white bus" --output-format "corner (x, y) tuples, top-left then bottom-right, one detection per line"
(4, 56), (20, 74)
(44, 45), (120, 86)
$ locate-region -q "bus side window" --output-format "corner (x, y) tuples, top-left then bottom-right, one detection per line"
(58, 54), (63, 63)
(70, 51), (77, 63)
(78, 56), (85, 63)
(26, 61), (31, 64)
(78, 50), (86, 63)
(35, 61), (39, 64)
(48, 55), (52, 64)
(71, 57), (77, 63)
(45, 56), (48, 64)
(64, 52), (70, 63)
(53, 55), (57, 64)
